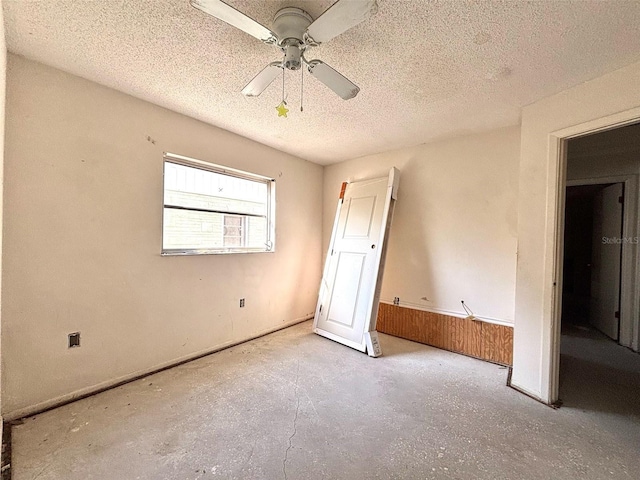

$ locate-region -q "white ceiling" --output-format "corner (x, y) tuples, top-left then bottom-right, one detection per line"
(4, 1), (640, 165)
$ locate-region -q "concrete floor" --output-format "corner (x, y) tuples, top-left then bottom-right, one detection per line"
(11, 321), (640, 480)
(559, 323), (640, 422)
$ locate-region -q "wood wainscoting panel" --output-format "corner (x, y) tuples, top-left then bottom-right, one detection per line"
(481, 322), (514, 365)
(377, 303), (513, 365)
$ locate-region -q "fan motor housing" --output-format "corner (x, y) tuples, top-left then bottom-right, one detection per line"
(273, 7), (312, 46)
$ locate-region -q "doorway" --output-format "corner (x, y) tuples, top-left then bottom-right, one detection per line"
(557, 123), (640, 411)
(562, 183), (623, 340)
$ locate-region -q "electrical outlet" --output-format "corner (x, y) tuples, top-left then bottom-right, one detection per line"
(240, 298), (245, 308)
(393, 297), (400, 305)
(68, 332), (80, 348)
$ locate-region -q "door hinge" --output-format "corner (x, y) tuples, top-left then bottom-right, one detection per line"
(615, 310), (620, 319)
(619, 195), (624, 204)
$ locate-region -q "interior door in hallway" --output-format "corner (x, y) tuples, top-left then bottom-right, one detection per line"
(313, 168), (399, 356)
(590, 183), (623, 340)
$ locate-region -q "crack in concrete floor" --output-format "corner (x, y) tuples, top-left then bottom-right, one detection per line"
(282, 361), (300, 480)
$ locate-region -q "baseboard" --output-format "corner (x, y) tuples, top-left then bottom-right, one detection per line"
(377, 303), (513, 365)
(3, 315), (313, 421)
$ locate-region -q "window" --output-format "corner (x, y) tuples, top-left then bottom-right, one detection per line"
(162, 153), (275, 255)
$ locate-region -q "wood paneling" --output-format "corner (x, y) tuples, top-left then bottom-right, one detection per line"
(376, 303), (513, 365)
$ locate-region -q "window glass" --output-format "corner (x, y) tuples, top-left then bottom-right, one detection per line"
(162, 156), (274, 254)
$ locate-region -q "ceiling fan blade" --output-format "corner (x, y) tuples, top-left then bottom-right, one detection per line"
(304, 0), (378, 45)
(241, 62), (283, 97)
(191, 0), (278, 44)
(307, 60), (360, 100)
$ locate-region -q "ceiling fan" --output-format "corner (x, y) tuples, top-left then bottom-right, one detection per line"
(191, 0), (378, 100)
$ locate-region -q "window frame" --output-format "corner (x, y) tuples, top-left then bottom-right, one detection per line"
(161, 152), (275, 256)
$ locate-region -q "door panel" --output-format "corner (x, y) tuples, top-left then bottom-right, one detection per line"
(590, 183), (623, 340)
(326, 252), (366, 329)
(343, 196), (376, 237)
(313, 168), (399, 355)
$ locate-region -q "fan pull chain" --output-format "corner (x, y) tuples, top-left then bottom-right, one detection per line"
(300, 65), (304, 112)
(275, 64), (290, 118)
(282, 67), (286, 105)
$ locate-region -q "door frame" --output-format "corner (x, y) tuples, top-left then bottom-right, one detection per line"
(548, 111), (640, 404)
(565, 178), (635, 343)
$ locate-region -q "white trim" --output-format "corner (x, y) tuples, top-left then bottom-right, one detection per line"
(551, 108), (640, 140)
(548, 136), (567, 404)
(3, 315), (312, 421)
(164, 152), (275, 182)
(379, 300), (514, 327)
(545, 108), (640, 405)
(366, 167), (399, 343)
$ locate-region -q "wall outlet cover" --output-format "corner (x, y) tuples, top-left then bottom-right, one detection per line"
(68, 332), (81, 348)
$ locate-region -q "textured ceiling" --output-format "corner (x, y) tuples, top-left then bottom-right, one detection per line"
(4, 1), (640, 165)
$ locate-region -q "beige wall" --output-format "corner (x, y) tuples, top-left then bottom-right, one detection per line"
(323, 126), (521, 325)
(513, 59), (640, 403)
(2, 55), (323, 418)
(568, 154), (640, 180)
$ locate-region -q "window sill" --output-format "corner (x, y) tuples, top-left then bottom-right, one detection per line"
(161, 248), (275, 256)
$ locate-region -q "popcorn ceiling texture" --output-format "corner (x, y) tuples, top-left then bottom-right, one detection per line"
(4, 0), (640, 165)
